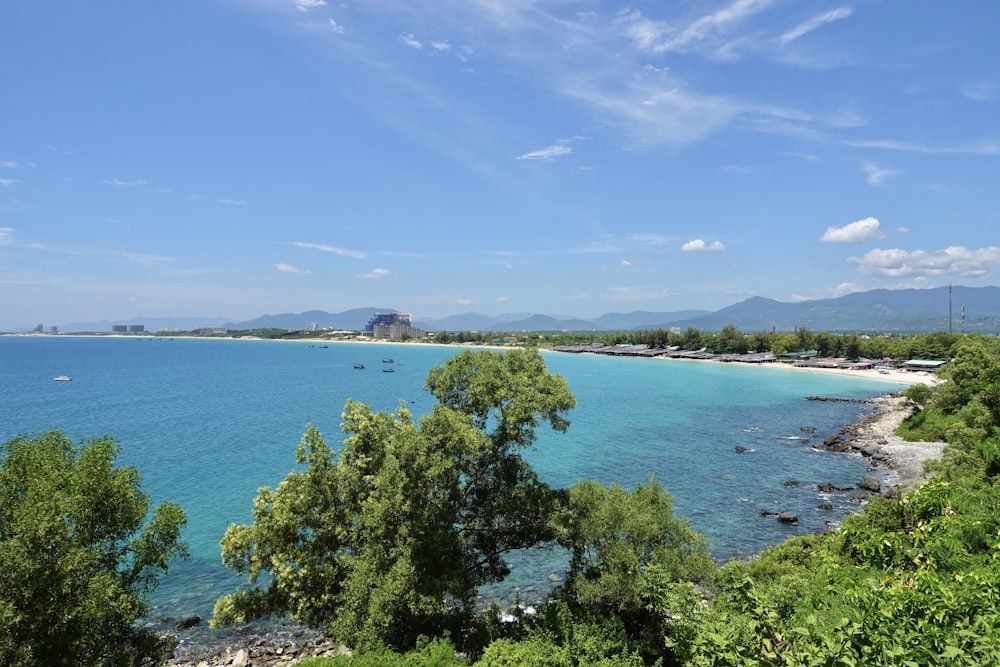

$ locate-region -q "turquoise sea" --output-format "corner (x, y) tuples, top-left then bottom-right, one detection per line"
(1, 336), (904, 624)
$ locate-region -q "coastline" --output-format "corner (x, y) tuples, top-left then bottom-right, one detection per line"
(843, 393), (946, 489)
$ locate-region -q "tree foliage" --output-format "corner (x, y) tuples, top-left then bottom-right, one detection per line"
(0, 431), (187, 667)
(214, 350), (576, 651)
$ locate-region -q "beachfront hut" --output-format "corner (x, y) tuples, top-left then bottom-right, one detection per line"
(903, 359), (948, 373)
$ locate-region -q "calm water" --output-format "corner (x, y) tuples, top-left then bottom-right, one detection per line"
(0, 336), (903, 621)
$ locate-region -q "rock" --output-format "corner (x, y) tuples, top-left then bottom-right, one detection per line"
(783, 479), (800, 487)
(777, 512), (799, 524)
(231, 649), (249, 667)
(817, 481), (834, 493)
(734, 446), (749, 453)
(858, 475), (881, 493)
(175, 616), (201, 630)
(817, 503), (833, 511)
(801, 426), (816, 433)
(759, 509), (779, 517)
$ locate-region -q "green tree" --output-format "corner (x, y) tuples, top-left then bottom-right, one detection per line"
(214, 349), (576, 651)
(0, 431), (187, 667)
(548, 477), (713, 662)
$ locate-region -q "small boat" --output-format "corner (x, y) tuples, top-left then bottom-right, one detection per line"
(353, 363), (365, 369)
(53, 375), (72, 381)
(382, 367), (395, 373)
(382, 358), (394, 363)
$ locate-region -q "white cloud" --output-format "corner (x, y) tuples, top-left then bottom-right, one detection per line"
(620, 259), (633, 267)
(862, 162), (895, 186)
(430, 41), (451, 51)
(681, 239), (726, 252)
(790, 281), (864, 301)
(275, 263), (310, 274)
(401, 33), (423, 49)
(516, 144), (573, 161)
(290, 241), (367, 259)
(496, 296), (509, 303)
(218, 198), (248, 206)
(821, 217), (885, 243)
(620, 1), (777, 57)
(0, 160), (20, 168)
(849, 246), (1000, 279)
(328, 19), (344, 34)
(779, 7), (853, 45)
(455, 297), (473, 305)
(295, 0), (326, 12)
(0, 227), (14, 244)
(0, 178), (18, 187)
(103, 178), (149, 187)
(357, 267), (391, 279)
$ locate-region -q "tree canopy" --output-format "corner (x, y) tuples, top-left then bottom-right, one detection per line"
(213, 349), (577, 650)
(0, 431), (187, 667)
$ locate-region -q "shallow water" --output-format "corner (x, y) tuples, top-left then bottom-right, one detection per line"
(0, 336), (903, 620)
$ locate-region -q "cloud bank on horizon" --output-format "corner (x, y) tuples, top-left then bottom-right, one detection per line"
(1, 0), (998, 329)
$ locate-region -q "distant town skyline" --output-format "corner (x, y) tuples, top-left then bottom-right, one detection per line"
(2, 1), (999, 330)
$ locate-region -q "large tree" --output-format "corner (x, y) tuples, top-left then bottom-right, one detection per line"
(0, 431), (187, 667)
(213, 349), (576, 650)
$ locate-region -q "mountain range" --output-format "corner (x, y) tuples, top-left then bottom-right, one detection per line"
(38, 286), (1000, 335)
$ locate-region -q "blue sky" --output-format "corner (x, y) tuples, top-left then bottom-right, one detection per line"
(2, 0), (998, 329)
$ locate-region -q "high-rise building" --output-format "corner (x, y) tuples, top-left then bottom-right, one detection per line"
(363, 312), (425, 339)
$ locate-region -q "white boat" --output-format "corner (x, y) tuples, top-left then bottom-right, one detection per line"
(53, 375), (72, 381)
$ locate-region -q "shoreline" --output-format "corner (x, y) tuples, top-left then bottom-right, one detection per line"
(164, 397), (948, 667)
(841, 393), (946, 489)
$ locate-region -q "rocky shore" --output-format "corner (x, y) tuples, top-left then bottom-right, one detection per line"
(819, 393), (945, 490)
(164, 394), (946, 666)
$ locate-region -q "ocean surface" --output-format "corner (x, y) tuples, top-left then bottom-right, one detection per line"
(1, 336), (904, 624)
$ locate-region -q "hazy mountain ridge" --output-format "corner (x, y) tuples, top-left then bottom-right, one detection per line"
(30, 286), (1000, 334)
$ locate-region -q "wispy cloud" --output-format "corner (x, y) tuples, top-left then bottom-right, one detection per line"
(619, 1), (778, 58)
(862, 162), (895, 186)
(275, 263), (310, 274)
(0, 178), (18, 187)
(328, 19), (344, 34)
(843, 138), (1000, 155)
(620, 259), (633, 267)
(626, 233), (674, 246)
(516, 143), (573, 161)
(849, 246), (1000, 279)
(790, 281), (865, 301)
(290, 241), (367, 259)
(295, 0), (326, 12)
(779, 7), (853, 45)
(103, 178), (149, 187)
(454, 297), (473, 305)
(119, 252), (174, 267)
(821, 217), (885, 243)
(401, 33), (423, 49)
(0, 160), (21, 169)
(606, 285), (671, 302)
(681, 239), (726, 252)
(218, 198), (248, 206)
(0, 227), (14, 244)
(357, 267), (391, 279)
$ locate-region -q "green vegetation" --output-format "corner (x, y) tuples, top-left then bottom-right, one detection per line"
(9, 334), (1000, 665)
(0, 432), (187, 667)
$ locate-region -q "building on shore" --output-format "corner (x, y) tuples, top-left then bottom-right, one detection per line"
(363, 312), (426, 339)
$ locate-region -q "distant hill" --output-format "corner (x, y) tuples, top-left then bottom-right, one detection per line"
(230, 308), (394, 331)
(38, 286), (1000, 335)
